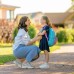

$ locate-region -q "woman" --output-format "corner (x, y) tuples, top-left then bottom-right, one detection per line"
(13, 16), (41, 68)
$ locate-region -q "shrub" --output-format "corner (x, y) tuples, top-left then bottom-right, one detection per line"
(56, 29), (74, 43)
(66, 29), (73, 43)
(56, 30), (68, 43)
(71, 29), (74, 42)
(13, 25), (36, 40)
(28, 25), (36, 39)
(13, 27), (18, 40)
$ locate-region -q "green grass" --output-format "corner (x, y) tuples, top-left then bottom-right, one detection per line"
(57, 42), (74, 46)
(0, 43), (60, 65)
(0, 43), (12, 47)
(50, 45), (60, 52)
(0, 44), (15, 65)
(0, 55), (15, 65)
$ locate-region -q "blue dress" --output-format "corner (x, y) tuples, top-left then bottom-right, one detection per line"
(39, 25), (50, 52)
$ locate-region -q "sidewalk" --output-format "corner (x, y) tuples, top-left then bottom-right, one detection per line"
(0, 45), (74, 74)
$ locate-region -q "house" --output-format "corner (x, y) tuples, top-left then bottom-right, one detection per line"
(0, 0), (19, 43)
(46, 0), (74, 28)
(16, 0), (74, 29)
(0, 0), (19, 21)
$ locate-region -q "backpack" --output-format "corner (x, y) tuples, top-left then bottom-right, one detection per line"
(45, 28), (57, 47)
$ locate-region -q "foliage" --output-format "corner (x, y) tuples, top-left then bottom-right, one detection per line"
(28, 25), (36, 39)
(56, 29), (74, 43)
(72, 0), (74, 2)
(13, 27), (18, 40)
(13, 24), (36, 39)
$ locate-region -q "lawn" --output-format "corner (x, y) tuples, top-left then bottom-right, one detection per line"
(0, 45), (15, 65)
(0, 43), (60, 65)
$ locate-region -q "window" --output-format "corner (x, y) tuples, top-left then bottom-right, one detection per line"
(6, 10), (14, 20)
(10, 10), (14, 20)
(6, 10), (10, 19)
(0, 9), (2, 19)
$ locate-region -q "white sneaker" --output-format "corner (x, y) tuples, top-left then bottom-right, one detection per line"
(13, 60), (22, 68)
(39, 63), (49, 69)
(22, 62), (34, 69)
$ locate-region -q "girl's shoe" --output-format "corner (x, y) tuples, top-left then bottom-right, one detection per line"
(22, 62), (34, 69)
(13, 60), (22, 68)
(39, 63), (49, 69)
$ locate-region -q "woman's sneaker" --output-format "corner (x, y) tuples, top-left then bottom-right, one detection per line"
(13, 60), (22, 68)
(39, 63), (49, 69)
(22, 62), (34, 69)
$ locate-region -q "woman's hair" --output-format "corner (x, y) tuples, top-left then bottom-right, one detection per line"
(18, 16), (28, 32)
(42, 16), (52, 27)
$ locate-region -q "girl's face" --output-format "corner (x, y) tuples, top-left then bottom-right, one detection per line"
(40, 18), (46, 25)
(25, 18), (31, 27)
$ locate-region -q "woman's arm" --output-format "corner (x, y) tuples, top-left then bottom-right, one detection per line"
(26, 36), (42, 46)
(28, 30), (46, 45)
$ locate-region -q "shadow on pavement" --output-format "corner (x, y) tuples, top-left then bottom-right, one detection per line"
(0, 52), (74, 74)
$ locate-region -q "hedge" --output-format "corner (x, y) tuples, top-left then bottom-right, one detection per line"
(56, 29), (74, 43)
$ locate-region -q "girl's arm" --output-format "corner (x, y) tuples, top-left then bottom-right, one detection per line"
(28, 30), (46, 46)
(38, 30), (46, 36)
(38, 25), (49, 36)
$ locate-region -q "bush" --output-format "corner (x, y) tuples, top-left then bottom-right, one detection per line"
(13, 27), (18, 40)
(28, 25), (36, 39)
(13, 25), (36, 39)
(66, 29), (73, 43)
(56, 30), (68, 43)
(71, 29), (74, 42)
(72, 34), (74, 42)
(56, 29), (74, 43)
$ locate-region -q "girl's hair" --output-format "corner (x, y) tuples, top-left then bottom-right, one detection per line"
(42, 16), (52, 27)
(18, 16), (28, 32)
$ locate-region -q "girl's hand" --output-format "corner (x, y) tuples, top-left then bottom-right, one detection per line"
(36, 33), (40, 36)
(37, 30), (46, 36)
(37, 33), (41, 36)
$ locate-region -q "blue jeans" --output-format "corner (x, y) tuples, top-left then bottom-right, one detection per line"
(13, 44), (40, 62)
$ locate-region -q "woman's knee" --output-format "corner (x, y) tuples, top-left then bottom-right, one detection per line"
(33, 45), (40, 52)
(31, 45), (39, 51)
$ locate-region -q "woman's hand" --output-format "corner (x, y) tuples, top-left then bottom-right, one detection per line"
(26, 36), (42, 46)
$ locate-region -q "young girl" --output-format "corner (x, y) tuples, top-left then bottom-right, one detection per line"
(38, 16), (52, 68)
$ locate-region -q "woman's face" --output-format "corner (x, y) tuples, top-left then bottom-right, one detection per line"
(25, 18), (31, 27)
(40, 18), (46, 25)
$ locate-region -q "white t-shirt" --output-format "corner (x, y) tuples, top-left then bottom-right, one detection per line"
(13, 28), (31, 50)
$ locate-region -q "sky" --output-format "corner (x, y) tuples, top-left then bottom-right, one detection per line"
(2, 0), (72, 17)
